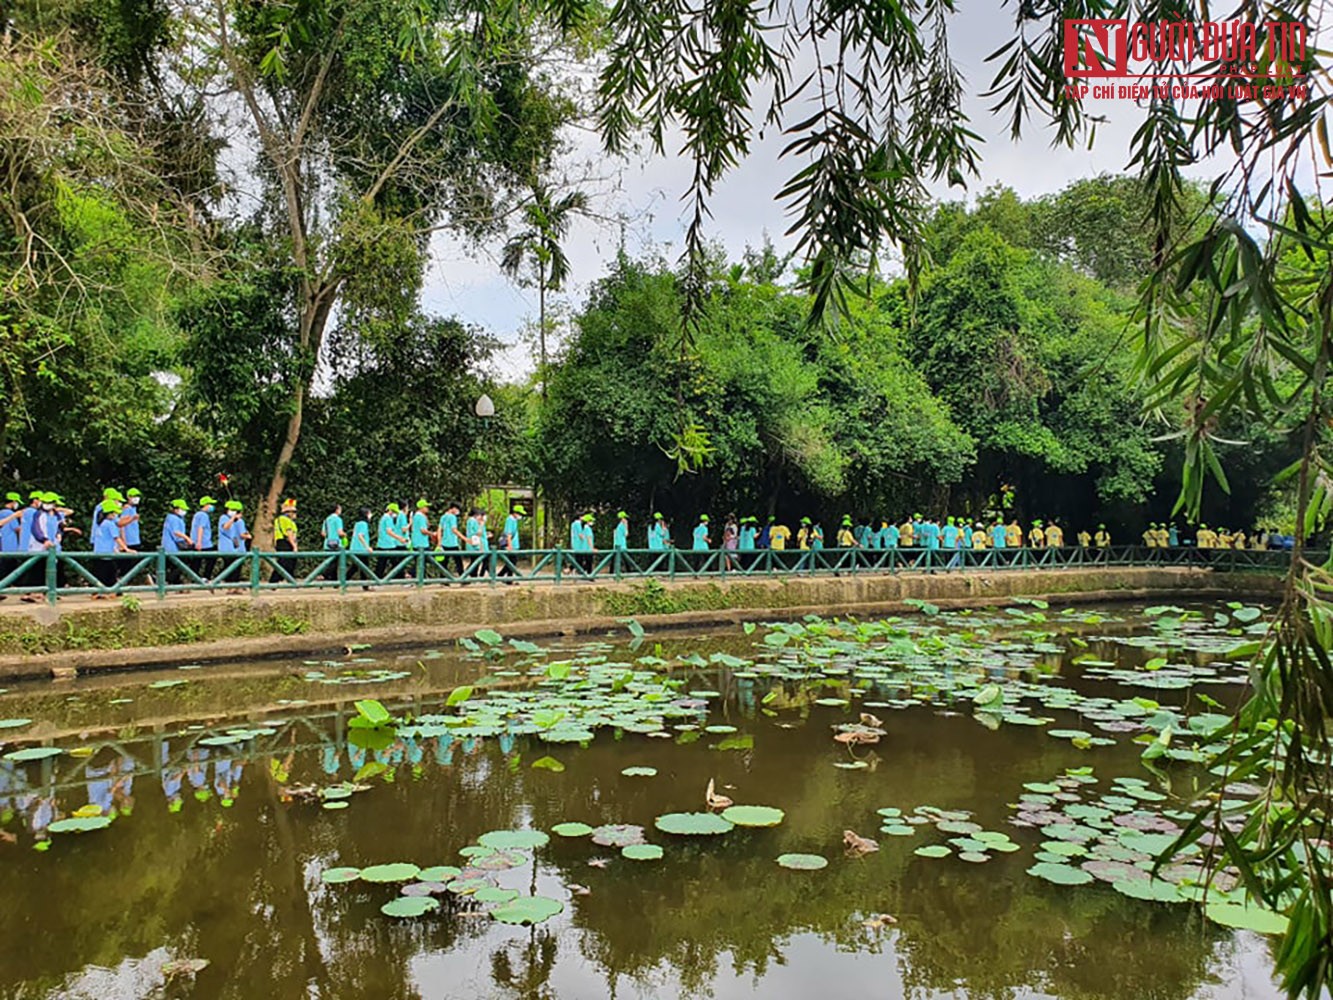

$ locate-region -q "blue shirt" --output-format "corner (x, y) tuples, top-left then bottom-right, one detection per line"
(17, 506), (37, 551)
(0, 508), (19, 553)
(350, 521), (371, 553)
(503, 515), (521, 550)
(959, 526), (973, 549)
(190, 510), (214, 550)
(93, 518), (120, 554)
(218, 515), (247, 553)
(692, 524), (709, 550)
(613, 522), (628, 549)
(757, 526), (771, 548)
(438, 513), (460, 548)
(410, 511), (431, 549)
(161, 513), (187, 552)
(991, 525), (1007, 549)
(121, 504), (141, 547)
(377, 513), (402, 549)
(647, 523), (667, 551)
(323, 513), (345, 549)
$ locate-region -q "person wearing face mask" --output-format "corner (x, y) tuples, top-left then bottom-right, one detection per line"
(191, 496), (218, 583)
(91, 500), (130, 597)
(118, 489), (143, 552)
(20, 494), (57, 602)
(160, 499), (191, 587)
(0, 493), (21, 600)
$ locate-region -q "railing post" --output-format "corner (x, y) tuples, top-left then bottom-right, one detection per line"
(338, 550), (347, 593)
(45, 550), (57, 605)
(250, 551), (261, 596)
(156, 551), (166, 599)
(614, 549), (622, 581)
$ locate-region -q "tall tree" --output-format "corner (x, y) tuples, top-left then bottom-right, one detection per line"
(166, 0), (576, 538)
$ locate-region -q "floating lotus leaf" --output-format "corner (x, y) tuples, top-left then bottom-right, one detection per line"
(4, 747), (62, 763)
(49, 816), (112, 834)
(474, 886), (521, 904)
(401, 882), (449, 896)
(417, 866), (462, 882)
(621, 767), (658, 777)
(703, 725), (737, 734)
(591, 824), (646, 848)
(478, 829), (550, 851)
(320, 867), (362, 884)
(1081, 860), (1148, 884)
(655, 812), (734, 835)
(0, 718), (32, 730)
(833, 761), (868, 770)
(552, 822), (594, 838)
(958, 852), (991, 863)
(1113, 878), (1186, 903)
(322, 801), (348, 811)
(877, 807), (902, 818)
(360, 863), (422, 883)
(813, 698), (848, 707)
(490, 895), (565, 925)
(880, 825), (915, 837)
(621, 844), (664, 861)
(381, 896), (439, 918)
(472, 850), (527, 871)
(776, 853), (828, 870)
(1027, 862), (1094, 885)
(914, 845), (952, 858)
(720, 805), (785, 828)
(1205, 900), (1289, 934)
(936, 820), (981, 835)
(1041, 841), (1087, 857)
(447, 877), (492, 895)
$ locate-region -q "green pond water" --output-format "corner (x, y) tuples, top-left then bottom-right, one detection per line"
(0, 600), (1290, 999)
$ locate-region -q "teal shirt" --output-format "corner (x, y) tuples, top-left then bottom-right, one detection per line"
(465, 517), (485, 552)
(991, 525), (1007, 549)
(692, 523), (709, 550)
(503, 514), (520, 550)
(410, 510), (431, 549)
(350, 521), (371, 553)
(810, 527), (824, 550)
(570, 521), (585, 552)
(376, 513), (401, 549)
(322, 513), (344, 549)
(613, 522), (628, 549)
(647, 523), (666, 551)
(739, 526), (756, 551)
(438, 512), (460, 549)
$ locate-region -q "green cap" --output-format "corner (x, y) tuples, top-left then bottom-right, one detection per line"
(102, 501), (122, 515)
(841, 516), (852, 525)
(28, 491), (42, 500)
(800, 517), (811, 525)
(1098, 523), (1106, 529)
(512, 504), (527, 515)
(417, 499), (430, 508)
(653, 512), (663, 520)
(126, 488), (141, 498)
(387, 503), (401, 513)
(1033, 519), (1043, 526)
(42, 491), (58, 503)
(583, 514), (595, 523)
(4, 492), (19, 503)
(767, 515), (775, 522)
(199, 496), (217, 507)
(617, 510), (628, 519)
(171, 499), (187, 510)
(225, 500), (243, 511)
(947, 516), (955, 525)
(699, 514), (709, 522)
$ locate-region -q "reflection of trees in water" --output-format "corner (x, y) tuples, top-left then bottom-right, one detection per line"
(491, 928), (559, 999)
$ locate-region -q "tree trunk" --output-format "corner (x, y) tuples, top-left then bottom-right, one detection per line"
(538, 258), (547, 398)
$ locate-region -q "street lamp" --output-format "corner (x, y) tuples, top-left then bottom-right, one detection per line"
(475, 393), (495, 418)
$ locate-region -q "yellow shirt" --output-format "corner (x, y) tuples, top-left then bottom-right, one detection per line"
(1030, 527), (1045, 548)
(837, 527), (855, 547)
(1077, 530), (1091, 547)
(1094, 530), (1110, 547)
(971, 529), (988, 549)
(1197, 529), (1215, 548)
(1005, 524), (1022, 547)
(1233, 532), (1246, 550)
(1045, 525), (1063, 547)
(274, 514), (297, 544)
(1217, 532), (1232, 549)
(1142, 529), (1158, 547)
(796, 527), (810, 550)
(900, 522), (914, 546)
(769, 525), (790, 550)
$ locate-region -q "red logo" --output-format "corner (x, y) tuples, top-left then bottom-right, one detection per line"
(1064, 19), (1128, 78)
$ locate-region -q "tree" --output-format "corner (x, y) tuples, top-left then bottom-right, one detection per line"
(501, 183), (589, 395)
(165, 0), (577, 540)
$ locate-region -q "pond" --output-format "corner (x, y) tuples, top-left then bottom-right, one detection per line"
(0, 599), (1288, 999)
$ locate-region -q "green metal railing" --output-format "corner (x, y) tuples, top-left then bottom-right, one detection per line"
(0, 544), (1307, 604)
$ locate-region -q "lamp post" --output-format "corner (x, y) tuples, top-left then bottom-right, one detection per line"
(475, 393), (495, 419)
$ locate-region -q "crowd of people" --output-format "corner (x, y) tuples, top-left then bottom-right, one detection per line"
(0, 486), (1289, 600)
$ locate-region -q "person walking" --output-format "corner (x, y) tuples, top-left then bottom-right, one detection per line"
(437, 501), (466, 578)
(647, 512), (669, 552)
(376, 503), (406, 580)
(160, 499), (191, 587)
(498, 505), (525, 580)
(270, 499), (298, 584)
(464, 507), (488, 578)
(119, 489), (143, 553)
(217, 500), (250, 592)
(349, 508), (373, 589)
(692, 514), (711, 550)
(0, 493), (22, 599)
(722, 514), (739, 569)
(410, 500), (434, 551)
(191, 496), (218, 583)
(322, 504), (346, 551)
(91, 499), (129, 597)
(613, 510), (629, 550)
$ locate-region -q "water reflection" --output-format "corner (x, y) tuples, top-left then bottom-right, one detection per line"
(0, 610), (1284, 1000)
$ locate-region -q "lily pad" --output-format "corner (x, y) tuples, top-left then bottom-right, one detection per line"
(490, 895), (565, 925)
(4, 747), (62, 763)
(474, 886), (521, 904)
(1027, 862), (1094, 885)
(621, 844), (664, 861)
(621, 767), (658, 777)
(0, 718), (33, 730)
(417, 866), (462, 882)
(49, 816), (113, 833)
(320, 867), (362, 884)
(591, 824), (646, 848)
(655, 812), (735, 836)
(360, 862), (422, 883)
(776, 853), (828, 870)
(381, 896), (439, 918)
(478, 829), (550, 851)
(552, 822), (594, 838)
(720, 805), (785, 828)
(1206, 900), (1289, 934)
(914, 845), (952, 858)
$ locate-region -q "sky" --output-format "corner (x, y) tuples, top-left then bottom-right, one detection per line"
(416, 3), (1296, 382)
